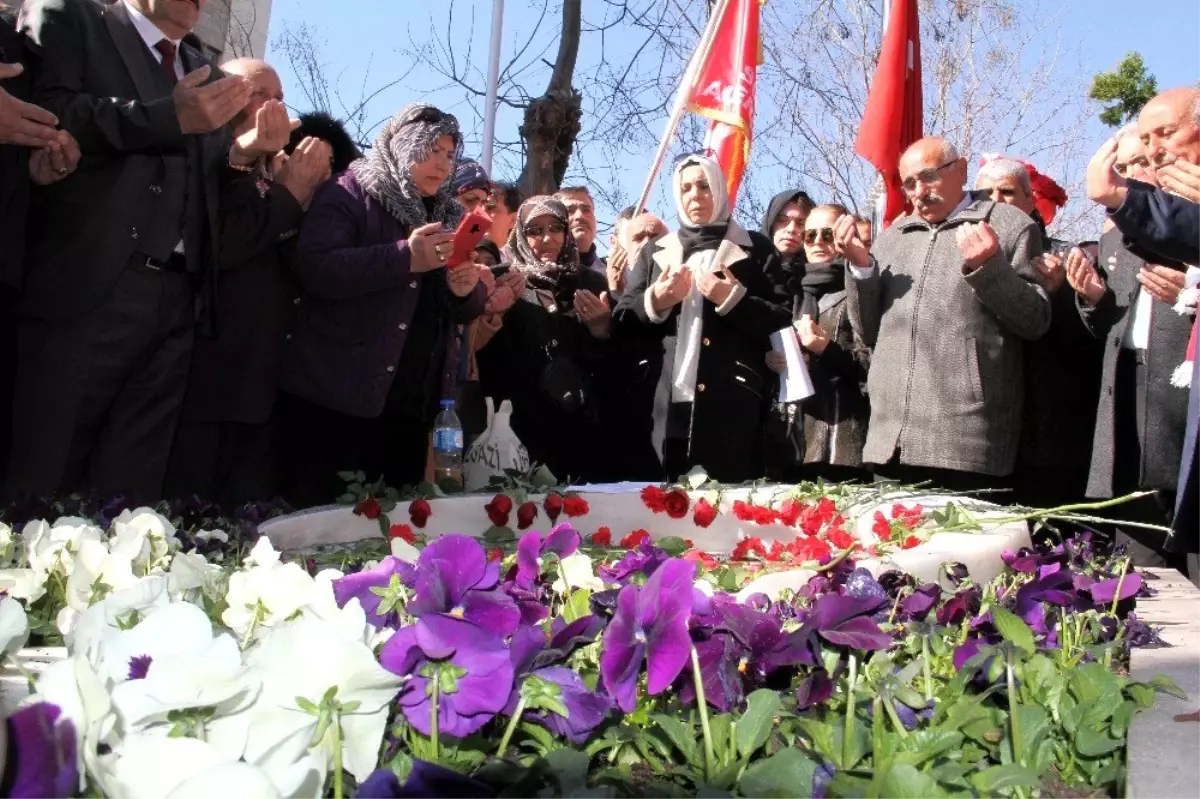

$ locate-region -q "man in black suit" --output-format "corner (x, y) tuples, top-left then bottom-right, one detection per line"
(0, 2), (80, 488)
(7, 0), (272, 502)
(165, 58), (333, 507)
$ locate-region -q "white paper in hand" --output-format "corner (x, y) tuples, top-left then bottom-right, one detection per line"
(770, 327), (815, 403)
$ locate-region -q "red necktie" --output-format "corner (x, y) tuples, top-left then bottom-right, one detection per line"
(154, 39), (178, 86)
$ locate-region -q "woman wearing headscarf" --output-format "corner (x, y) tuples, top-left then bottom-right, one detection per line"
(765, 204), (872, 482)
(475, 196), (618, 482)
(614, 154), (792, 482)
(277, 104), (487, 506)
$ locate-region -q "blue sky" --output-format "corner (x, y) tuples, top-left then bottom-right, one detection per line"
(264, 0), (1199, 235)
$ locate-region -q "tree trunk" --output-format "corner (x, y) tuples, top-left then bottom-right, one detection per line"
(518, 0), (583, 197)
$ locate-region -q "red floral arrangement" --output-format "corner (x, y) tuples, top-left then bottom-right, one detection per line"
(872, 503), (926, 543)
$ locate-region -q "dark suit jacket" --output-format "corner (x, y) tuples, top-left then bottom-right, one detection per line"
(0, 8), (32, 290)
(1111, 180), (1200, 266)
(1172, 354), (1198, 553)
(18, 0), (227, 321)
(181, 167), (306, 425)
(1081, 229), (1190, 496)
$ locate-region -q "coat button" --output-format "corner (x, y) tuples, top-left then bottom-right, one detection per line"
(697, 383), (706, 392)
(130, 227), (139, 240)
(702, 337), (711, 346)
(284, 334), (292, 342)
(398, 322), (408, 331)
(149, 185), (162, 194)
(293, 297), (302, 306)
(386, 366), (395, 373)
(410, 280), (418, 289)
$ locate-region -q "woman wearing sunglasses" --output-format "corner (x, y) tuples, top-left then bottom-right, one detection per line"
(475, 196), (621, 482)
(614, 154), (792, 482)
(766, 204), (872, 482)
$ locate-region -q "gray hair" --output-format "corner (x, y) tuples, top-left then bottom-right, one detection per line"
(1116, 122), (1141, 142)
(975, 158), (1032, 194)
(941, 142), (962, 162)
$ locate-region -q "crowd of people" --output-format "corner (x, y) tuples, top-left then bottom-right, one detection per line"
(0, 0), (1196, 577)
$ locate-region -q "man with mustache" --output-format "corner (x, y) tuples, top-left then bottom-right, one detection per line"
(556, 185), (605, 274)
(8, 0), (278, 502)
(837, 137), (1050, 491)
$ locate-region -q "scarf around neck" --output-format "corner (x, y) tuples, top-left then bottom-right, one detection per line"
(797, 261), (847, 318)
(509, 195), (581, 306)
(349, 103), (464, 233)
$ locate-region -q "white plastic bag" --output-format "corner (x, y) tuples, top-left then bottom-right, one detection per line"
(464, 398), (530, 492)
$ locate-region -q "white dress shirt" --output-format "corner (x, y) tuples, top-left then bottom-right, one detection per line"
(123, 0), (185, 82)
(1122, 287), (1152, 350)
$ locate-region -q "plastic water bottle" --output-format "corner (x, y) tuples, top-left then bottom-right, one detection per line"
(432, 399), (464, 490)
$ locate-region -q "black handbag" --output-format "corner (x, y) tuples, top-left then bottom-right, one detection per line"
(538, 339), (588, 415)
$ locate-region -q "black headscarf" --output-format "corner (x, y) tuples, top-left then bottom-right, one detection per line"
(760, 188), (815, 242)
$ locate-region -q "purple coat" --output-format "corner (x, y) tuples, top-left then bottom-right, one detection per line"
(280, 172), (486, 419)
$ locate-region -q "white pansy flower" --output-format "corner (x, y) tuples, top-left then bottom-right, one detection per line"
(222, 559), (317, 646)
(57, 538), (140, 637)
(111, 508), (176, 573)
(0, 595), (29, 658)
(33, 655), (117, 791)
(243, 617), (404, 785)
(0, 521), (14, 566)
(25, 518), (103, 579)
(108, 602), (260, 731)
(168, 551), (223, 599)
(68, 575), (171, 670)
(551, 551), (605, 594)
(245, 536), (282, 568)
(96, 734), (280, 799)
(0, 567), (47, 604)
(167, 762), (282, 799)
(389, 536), (420, 562)
(195, 529), (230, 544)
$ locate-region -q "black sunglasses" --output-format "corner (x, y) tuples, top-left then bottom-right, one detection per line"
(804, 228), (835, 245)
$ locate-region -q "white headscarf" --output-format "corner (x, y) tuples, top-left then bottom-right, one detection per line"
(670, 154), (731, 403)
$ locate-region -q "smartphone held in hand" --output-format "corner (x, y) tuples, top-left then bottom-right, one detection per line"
(449, 209), (493, 267)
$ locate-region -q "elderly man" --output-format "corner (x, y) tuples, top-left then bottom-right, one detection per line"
(557, 185), (605, 273)
(8, 0), (289, 501)
(838, 137), (1049, 490)
(975, 157), (1104, 509)
(166, 58), (334, 506)
(1094, 88), (1200, 559)
(607, 205), (668, 298)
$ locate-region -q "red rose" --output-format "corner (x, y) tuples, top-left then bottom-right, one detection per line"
(563, 496), (590, 517)
(490, 495), (514, 515)
(755, 506), (779, 526)
(902, 535), (922, 550)
(778, 498), (803, 527)
(388, 523), (415, 543)
(826, 525), (855, 551)
(620, 529), (651, 548)
(354, 497), (382, 520)
(517, 502), (538, 530)
(732, 536), (767, 561)
(409, 499), (432, 529)
(790, 535), (832, 563)
(641, 486), (668, 513)
(484, 495), (512, 528)
(664, 489), (690, 519)
(487, 547), (504, 562)
(544, 493), (564, 522)
(591, 527), (613, 546)
(692, 498), (717, 528)
(872, 511), (893, 540)
(732, 500), (755, 522)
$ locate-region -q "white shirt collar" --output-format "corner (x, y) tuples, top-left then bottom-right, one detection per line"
(122, 0), (181, 51)
(950, 193), (972, 218)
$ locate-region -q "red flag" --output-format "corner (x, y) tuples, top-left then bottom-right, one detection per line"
(687, 0), (762, 206)
(854, 0), (922, 225)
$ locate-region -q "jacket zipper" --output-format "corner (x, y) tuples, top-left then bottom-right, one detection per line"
(896, 229), (940, 448)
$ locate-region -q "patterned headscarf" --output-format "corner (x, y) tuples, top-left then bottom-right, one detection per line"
(508, 196), (581, 298)
(349, 103), (464, 232)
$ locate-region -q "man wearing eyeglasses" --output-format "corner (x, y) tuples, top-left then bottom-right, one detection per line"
(974, 157), (1105, 514)
(834, 136), (1050, 491)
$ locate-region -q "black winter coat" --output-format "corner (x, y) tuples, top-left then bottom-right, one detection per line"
(614, 222), (792, 483)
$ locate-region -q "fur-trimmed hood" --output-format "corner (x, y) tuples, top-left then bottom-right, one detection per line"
(287, 112), (362, 174)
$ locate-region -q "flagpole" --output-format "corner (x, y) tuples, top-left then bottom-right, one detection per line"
(873, 0), (890, 233)
(634, 0), (732, 214)
(481, 0), (505, 174)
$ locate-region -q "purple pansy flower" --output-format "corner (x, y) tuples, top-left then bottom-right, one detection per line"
(1015, 569), (1076, 637)
(795, 668), (836, 710)
(898, 584), (942, 622)
(355, 759), (494, 798)
(597, 540), (668, 585)
(2, 702), (78, 799)
(332, 556), (415, 629)
(936, 586), (980, 627)
(380, 614), (514, 739)
(768, 593), (892, 669)
(515, 524), (581, 590)
(600, 558), (696, 713)
(685, 600), (787, 711)
(409, 535), (520, 638)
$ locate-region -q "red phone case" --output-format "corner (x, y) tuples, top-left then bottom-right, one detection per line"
(449, 209), (493, 267)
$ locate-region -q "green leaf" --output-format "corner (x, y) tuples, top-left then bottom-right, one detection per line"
(336, 470), (358, 482)
(1148, 674), (1188, 700)
(482, 525), (515, 544)
(991, 606), (1035, 654)
(1111, 701), (1135, 739)
(894, 729), (964, 767)
(530, 464), (558, 489)
(651, 714), (699, 766)
(1126, 682), (1156, 709)
(878, 763), (945, 799)
(542, 748), (592, 796)
(971, 764), (1041, 794)
(562, 589), (592, 623)
(738, 748), (817, 798)
(708, 713), (735, 766)
(797, 718), (837, 762)
(655, 536), (692, 556)
(1075, 725), (1122, 757)
(736, 689), (782, 758)
(707, 760), (744, 792)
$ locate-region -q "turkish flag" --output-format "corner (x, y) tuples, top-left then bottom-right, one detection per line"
(854, 0), (922, 225)
(687, 0), (762, 206)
